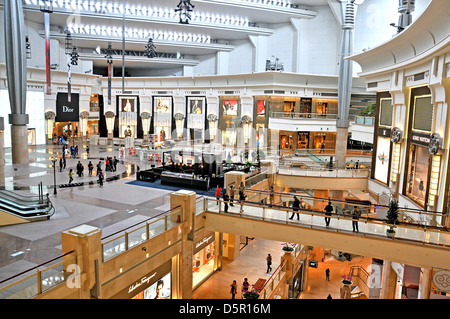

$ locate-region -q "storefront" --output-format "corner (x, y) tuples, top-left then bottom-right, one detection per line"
(153, 96), (173, 140)
(253, 97), (269, 149)
(193, 232), (216, 289)
(186, 96), (206, 141)
(404, 87), (434, 208)
(372, 92), (393, 185)
(219, 96), (241, 146)
(54, 92), (80, 138)
(117, 95), (139, 138)
(111, 261), (172, 299)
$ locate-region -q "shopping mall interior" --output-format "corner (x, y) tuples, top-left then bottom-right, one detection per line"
(0, 0), (449, 303)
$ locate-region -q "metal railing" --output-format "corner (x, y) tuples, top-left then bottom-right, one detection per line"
(101, 205), (183, 261)
(0, 250), (77, 299)
(204, 196), (450, 247)
(258, 259), (287, 299)
(270, 111), (338, 119)
(278, 166), (371, 178)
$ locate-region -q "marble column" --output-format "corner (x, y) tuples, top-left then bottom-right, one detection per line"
(61, 224), (103, 299)
(170, 190), (196, 299)
(4, 0), (29, 165)
(380, 260), (398, 299)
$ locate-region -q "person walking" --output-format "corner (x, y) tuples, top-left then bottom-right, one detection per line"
(268, 186), (274, 207)
(215, 185), (222, 205)
(86, 145), (90, 157)
(266, 253), (273, 273)
(325, 268), (330, 281)
(59, 158), (63, 172)
(88, 161), (93, 176)
(76, 161), (83, 177)
(229, 185), (235, 206)
(68, 169), (74, 185)
(324, 199), (333, 227)
(352, 206), (361, 232)
(242, 278), (250, 295)
(63, 157), (67, 170)
(289, 196), (301, 220)
(223, 192), (229, 213)
(113, 156), (118, 172)
(239, 190), (247, 214)
(98, 169), (104, 187)
(230, 280), (237, 299)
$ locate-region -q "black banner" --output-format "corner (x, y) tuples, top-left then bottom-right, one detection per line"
(55, 93), (79, 122)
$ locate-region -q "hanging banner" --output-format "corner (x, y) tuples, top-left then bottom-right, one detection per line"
(44, 12), (51, 95)
(67, 54), (72, 102)
(108, 62), (112, 105)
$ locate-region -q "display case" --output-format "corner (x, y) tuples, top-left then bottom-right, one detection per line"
(160, 171), (210, 191)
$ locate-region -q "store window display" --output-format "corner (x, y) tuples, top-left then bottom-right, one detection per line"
(406, 144), (430, 206)
(193, 234), (216, 288)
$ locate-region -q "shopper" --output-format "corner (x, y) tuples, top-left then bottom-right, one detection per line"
(223, 192), (229, 213)
(68, 169), (74, 185)
(63, 157), (67, 170)
(324, 199), (333, 227)
(229, 185), (235, 206)
(242, 278), (250, 295)
(230, 280), (237, 299)
(215, 185), (222, 205)
(327, 294), (332, 299)
(268, 186), (274, 207)
(239, 181), (245, 195)
(325, 268), (330, 281)
(59, 158), (63, 172)
(289, 196), (301, 220)
(97, 161), (102, 174)
(98, 169), (104, 187)
(113, 156), (118, 172)
(266, 254), (272, 273)
(352, 206), (361, 232)
(239, 190), (247, 213)
(76, 161), (83, 177)
(88, 161), (93, 176)
(86, 145), (90, 156)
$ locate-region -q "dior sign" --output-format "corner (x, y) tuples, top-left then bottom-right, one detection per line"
(56, 93), (79, 122)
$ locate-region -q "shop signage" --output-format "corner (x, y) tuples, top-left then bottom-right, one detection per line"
(111, 261), (171, 299)
(411, 131), (431, 147)
(308, 260), (318, 268)
(194, 233), (215, 254)
(378, 127), (391, 138)
(55, 93), (79, 122)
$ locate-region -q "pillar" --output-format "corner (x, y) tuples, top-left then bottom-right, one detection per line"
(380, 260), (398, 299)
(335, 127), (348, 168)
(419, 268), (432, 299)
(4, 0), (29, 165)
(61, 224), (103, 299)
(170, 190), (196, 299)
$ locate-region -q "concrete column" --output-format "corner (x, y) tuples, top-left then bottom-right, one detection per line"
(4, 0), (29, 165)
(61, 224), (103, 299)
(10, 124), (29, 164)
(381, 260), (397, 299)
(170, 190), (196, 299)
(335, 127), (348, 168)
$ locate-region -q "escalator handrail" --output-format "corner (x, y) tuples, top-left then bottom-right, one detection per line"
(0, 197), (50, 211)
(0, 190), (43, 202)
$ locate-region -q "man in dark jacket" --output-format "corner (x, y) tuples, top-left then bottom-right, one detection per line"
(289, 196), (301, 220)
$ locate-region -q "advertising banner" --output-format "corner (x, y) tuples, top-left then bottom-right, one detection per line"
(55, 93), (79, 122)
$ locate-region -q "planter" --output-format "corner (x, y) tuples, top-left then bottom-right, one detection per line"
(386, 230), (395, 238)
(341, 280), (353, 286)
(243, 291), (260, 299)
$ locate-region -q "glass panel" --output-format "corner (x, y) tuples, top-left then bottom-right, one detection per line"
(127, 226), (147, 248)
(379, 98), (393, 127)
(413, 96), (433, 132)
(41, 264), (66, 293)
(103, 236), (126, 261)
(0, 274), (38, 299)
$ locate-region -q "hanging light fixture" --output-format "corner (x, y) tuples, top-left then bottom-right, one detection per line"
(145, 38), (157, 58)
(175, 0), (195, 24)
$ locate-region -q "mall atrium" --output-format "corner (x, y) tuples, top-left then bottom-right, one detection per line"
(0, 0), (449, 301)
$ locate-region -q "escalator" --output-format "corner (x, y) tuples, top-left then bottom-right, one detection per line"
(0, 189), (55, 225)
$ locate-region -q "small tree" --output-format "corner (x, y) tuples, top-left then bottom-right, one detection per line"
(386, 199), (399, 233)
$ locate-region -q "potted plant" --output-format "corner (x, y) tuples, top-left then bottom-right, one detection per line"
(243, 289), (260, 299)
(341, 274), (352, 286)
(386, 199), (399, 238)
(281, 243), (296, 253)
